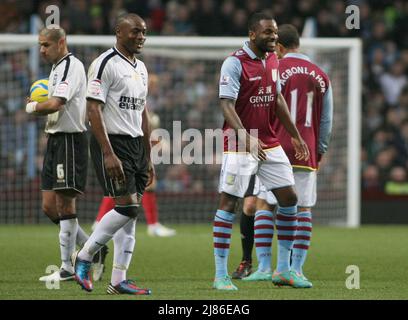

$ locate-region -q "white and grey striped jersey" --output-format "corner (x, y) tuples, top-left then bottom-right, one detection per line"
(46, 53), (87, 133)
(86, 46), (148, 138)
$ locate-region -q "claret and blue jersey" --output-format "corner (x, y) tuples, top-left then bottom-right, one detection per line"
(219, 41), (282, 152)
(274, 52), (333, 170)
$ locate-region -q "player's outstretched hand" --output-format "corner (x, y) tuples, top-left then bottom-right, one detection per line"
(291, 137), (310, 161)
(246, 134), (267, 161)
(104, 152), (125, 184)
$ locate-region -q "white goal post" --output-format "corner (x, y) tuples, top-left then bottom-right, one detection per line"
(0, 35), (361, 227)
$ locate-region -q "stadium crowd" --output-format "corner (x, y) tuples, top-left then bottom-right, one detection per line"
(1, 0), (408, 195)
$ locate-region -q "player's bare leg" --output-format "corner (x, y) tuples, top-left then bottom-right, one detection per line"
(42, 191), (60, 225)
(41, 191), (89, 247)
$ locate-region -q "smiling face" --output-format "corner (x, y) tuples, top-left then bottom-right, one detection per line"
(249, 19), (278, 54)
(116, 15), (147, 55)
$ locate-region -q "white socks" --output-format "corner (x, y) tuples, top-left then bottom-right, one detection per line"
(59, 218), (78, 273)
(111, 218), (137, 286)
(76, 225), (89, 247)
(78, 209), (131, 262)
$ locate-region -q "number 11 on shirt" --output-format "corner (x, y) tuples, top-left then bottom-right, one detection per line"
(290, 89), (314, 128)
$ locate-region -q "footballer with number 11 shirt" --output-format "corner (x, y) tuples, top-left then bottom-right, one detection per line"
(274, 24), (333, 284)
(251, 24), (333, 287)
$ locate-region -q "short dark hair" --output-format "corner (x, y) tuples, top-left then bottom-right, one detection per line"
(277, 24), (300, 49)
(114, 13), (143, 31)
(248, 12), (274, 32)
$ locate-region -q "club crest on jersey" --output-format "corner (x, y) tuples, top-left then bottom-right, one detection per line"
(225, 174), (236, 185)
(139, 72), (147, 86)
(53, 73), (58, 86)
(271, 69), (278, 82)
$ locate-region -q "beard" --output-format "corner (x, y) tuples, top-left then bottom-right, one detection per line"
(256, 38), (275, 53)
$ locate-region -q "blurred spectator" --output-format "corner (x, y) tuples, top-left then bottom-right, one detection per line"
(160, 164), (192, 192)
(356, 1), (373, 40)
(173, 4), (195, 35)
(362, 165), (381, 191)
(366, 129), (392, 162)
(316, 8), (338, 37)
(88, 0), (109, 34)
(379, 60), (407, 106)
(385, 166), (408, 195)
(219, 0), (235, 33)
(194, 0), (223, 36)
(385, 108), (405, 132)
(161, 0), (195, 35)
(1, 0), (31, 33)
(148, 0), (166, 34)
(230, 8), (248, 36)
(392, 1), (408, 49)
(363, 98), (383, 132)
(369, 47), (386, 77)
(66, 0), (92, 33)
(245, 0), (262, 15)
(374, 146), (397, 184)
(396, 85), (408, 112)
(366, 20), (388, 57)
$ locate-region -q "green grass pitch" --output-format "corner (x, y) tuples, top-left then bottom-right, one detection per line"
(0, 224), (407, 300)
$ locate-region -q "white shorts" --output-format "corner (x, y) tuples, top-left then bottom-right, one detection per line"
(257, 170), (317, 207)
(218, 146), (294, 198)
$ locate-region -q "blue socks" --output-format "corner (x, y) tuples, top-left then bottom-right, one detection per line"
(213, 206), (309, 277)
(213, 209), (235, 279)
(291, 210), (312, 274)
(254, 210), (274, 272)
(275, 205), (297, 273)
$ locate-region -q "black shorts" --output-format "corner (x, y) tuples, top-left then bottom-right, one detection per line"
(41, 132), (88, 194)
(90, 134), (149, 197)
(244, 175), (257, 197)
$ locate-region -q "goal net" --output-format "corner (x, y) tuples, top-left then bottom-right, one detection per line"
(0, 35), (361, 227)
